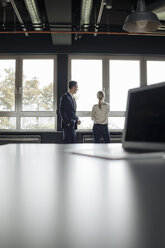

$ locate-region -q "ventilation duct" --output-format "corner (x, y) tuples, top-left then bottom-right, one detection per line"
(44, 0), (72, 45)
(94, 0), (112, 36)
(9, 0), (28, 36)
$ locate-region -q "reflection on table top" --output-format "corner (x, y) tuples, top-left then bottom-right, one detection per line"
(0, 143), (165, 248)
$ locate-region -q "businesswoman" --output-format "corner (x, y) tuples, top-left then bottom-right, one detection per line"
(91, 91), (110, 143)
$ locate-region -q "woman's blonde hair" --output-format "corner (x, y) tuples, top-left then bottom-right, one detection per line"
(97, 91), (105, 109)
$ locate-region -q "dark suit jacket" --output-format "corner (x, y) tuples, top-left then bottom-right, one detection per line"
(59, 92), (78, 129)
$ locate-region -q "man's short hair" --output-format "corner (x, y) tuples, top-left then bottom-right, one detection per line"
(68, 81), (77, 90)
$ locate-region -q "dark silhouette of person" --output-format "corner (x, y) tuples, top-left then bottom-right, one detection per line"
(59, 81), (81, 143)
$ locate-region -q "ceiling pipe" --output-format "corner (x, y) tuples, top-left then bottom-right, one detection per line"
(1, 30), (165, 36)
(94, 0), (112, 37)
(80, 0), (93, 31)
(9, 0), (28, 36)
(23, 0), (42, 30)
(94, 0), (104, 36)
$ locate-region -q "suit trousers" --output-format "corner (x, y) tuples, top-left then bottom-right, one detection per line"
(63, 124), (76, 144)
(93, 124), (110, 143)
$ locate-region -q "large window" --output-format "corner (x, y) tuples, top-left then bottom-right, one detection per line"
(147, 61), (165, 85)
(109, 60), (140, 111)
(71, 59), (102, 111)
(0, 56), (56, 131)
(22, 59), (54, 111)
(69, 56), (141, 131)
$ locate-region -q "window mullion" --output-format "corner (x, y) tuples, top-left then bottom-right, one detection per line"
(53, 57), (57, 130)
(15, 57), (22, 131)
(140, 57), (147, 86)
(76, 111), (91, 117)
(103, 57), (109, 103)
(110, 111), (125, 117)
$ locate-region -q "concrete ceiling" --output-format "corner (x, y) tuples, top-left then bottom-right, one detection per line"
(0, 0), (165, 45)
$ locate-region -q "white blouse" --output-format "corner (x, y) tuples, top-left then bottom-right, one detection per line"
(91, 102), (109, 125)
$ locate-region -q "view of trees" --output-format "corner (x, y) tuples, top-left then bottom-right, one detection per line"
(0, 67), (54, 129)
(21, 117), (54, 130)
(22, 76), (53, 111)
(0, 68), (15, 111)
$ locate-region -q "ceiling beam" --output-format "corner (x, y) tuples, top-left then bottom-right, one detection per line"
(44, 0), (72, 45)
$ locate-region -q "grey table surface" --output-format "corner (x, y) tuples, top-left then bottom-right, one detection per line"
(0, 143), (165, 248)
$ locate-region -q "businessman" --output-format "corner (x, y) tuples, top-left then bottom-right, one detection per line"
(59, 81), (81, 143)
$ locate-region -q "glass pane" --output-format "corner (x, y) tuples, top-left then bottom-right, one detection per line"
(147, 61), (165, 85)
(78, 117), (125, 130)
(108, 117), (125, 130)
(71, 60), (102, 111)
(0, 60), (15, 111)
(0, 117), (16, 129)
(21, 117), (55, 129)
(109, 60), (140, 111)
(22, 59), (54, 111)
(78, 117), (93, 129)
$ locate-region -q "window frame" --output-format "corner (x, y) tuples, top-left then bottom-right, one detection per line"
(0, 55), (57, 132)
(68, 54), (146, 131)
(1, 54), (165, 132)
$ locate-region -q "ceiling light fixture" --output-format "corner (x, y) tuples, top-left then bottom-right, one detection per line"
(104, 0), (112, 10)
(80, 0), (93, 31)
(23, 0), (42, 31)
(123, 0), (161, 33)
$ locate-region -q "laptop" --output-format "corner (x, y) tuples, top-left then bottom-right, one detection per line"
(122, 81), (165, 152)
(67, 82), (165, 160)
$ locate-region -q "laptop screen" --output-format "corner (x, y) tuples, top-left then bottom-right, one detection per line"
(123, 82), (165, 151)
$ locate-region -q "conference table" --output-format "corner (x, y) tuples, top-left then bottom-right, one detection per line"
(0, 143), (165, 248)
